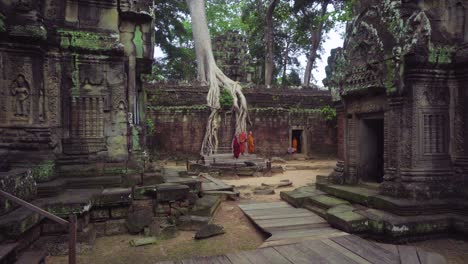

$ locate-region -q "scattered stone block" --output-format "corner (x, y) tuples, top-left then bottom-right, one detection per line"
(253, 187), (275, 195)
(156, 183), (190, 202)
(270, 157), (287, 164)
(126, 208), (154, 234)
(190, 195), (221, 217)
(129, 237), (158, 247)
(195, 224), (225, 240)
(177, 215), (211, 231)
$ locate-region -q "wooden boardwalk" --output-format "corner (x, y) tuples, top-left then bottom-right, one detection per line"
(240, 201), (347, 248)
(158, 202), (446, 264)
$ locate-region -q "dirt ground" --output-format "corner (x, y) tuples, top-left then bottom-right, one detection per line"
(47, 158), (468, 264)
(46, 201), (265, 264)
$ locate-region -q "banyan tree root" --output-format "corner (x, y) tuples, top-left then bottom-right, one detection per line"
(187, 0), (248, 156)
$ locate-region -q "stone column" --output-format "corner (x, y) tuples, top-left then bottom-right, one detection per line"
(330, 102), (346, 183)
(400, 69), (454, 199)
(381, 96), (404, 196)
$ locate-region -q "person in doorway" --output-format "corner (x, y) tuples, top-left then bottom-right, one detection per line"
(292, 137), (298, 153)
(233, 135), (241, 159)
(239, 131), (247, 155)
(247, 131), (255, 154)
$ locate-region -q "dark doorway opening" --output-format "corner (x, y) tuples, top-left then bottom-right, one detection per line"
(292, 130), (303, 154)
(360, 118), (384, 183)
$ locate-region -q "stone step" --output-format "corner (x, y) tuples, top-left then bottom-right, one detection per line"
(0, 242), (19, 264)
(65, 176), (122, 189)
(36, 179), (66, 197)
(304, 195), (350, 210)
(14, 249), (47, 264)
(302, 203), (327, 219)
(0, 201), (47, 239)
(280, 186), (324, 208)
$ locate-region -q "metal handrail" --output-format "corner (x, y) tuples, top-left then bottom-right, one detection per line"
(0, 190), (76, 264)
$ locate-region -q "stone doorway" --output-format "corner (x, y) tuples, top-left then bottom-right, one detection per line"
(292, 129), (303, 154)
(359, 117), (384, 183)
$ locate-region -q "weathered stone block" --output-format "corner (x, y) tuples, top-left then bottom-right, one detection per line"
(156, 183), (190, 202)
(194, 224), (225, 240)
(190, 195), (221, 217)
(90, 209), (110, 221)
(110, 207), (128, 219)
(105, 219), (128, 236)
(126, 208), (154, 234)
(177, 215), (211, 231)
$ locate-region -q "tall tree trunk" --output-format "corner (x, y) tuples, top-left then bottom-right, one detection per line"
(282, 40), (290, 85)
(303, 1), (329, 87)
(186, 0), (248, 155)
(264, 0), (279, 87)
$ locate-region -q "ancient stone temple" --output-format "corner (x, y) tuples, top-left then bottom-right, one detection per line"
(0, 1), (156, 261)
(213, 30), (256, 83)
(320, 0), (468, 239)
(0, 0), (154, 171)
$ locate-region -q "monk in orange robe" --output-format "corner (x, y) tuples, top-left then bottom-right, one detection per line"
(239, 131), (247, 155)
(292, 137), (298, 153)
(247, 131), (254, 154)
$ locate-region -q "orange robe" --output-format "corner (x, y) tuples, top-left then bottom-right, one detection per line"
(292, 138), (298, 152)
(247, 134), (254, 154)
(239, 132), (247, 155)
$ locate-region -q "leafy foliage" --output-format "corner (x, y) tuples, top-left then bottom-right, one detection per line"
(320, 105), (337, 121)
(219, 88), (234, 108)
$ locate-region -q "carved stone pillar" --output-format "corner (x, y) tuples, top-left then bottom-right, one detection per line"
(400, 69), (454, 199)
(381, 96), (404, 196)
(330, 102), (346, 183)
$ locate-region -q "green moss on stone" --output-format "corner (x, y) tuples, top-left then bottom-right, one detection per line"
(32, 161), (56, 183)
(429, 45), (455, 64)
(58, 29), (119, 51)
(133, 25), (143, 58)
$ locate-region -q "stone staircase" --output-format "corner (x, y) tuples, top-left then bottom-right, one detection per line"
(280, 178), (468, 242)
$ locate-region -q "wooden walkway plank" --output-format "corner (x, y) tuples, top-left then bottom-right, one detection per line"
(274, 244), (326, 264)
(321, 239), (372, 264)
(243, 207), (310, 216)
(267, 227), (347, 241)
(225, 252), (254, 264)
(417, 248), (447, 264)
(260, 231), (348, 248)
(239, 202), (291, 211)
(249, 212), (314, 220)
(331, 235), (399, 264)
(256, 216), (326, 227)
(302, 239), (360, 264)
(398, 245), (421, 264)
(376, 243), (399, 256)
(256, 247), (294, 264)
(236, 247), (293, 264)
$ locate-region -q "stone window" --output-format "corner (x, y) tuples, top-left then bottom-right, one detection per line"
(423, 114), (447, 154)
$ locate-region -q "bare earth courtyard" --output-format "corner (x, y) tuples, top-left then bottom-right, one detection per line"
(47, 159), (468, 264)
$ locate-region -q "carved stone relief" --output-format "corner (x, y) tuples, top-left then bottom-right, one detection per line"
(10, 74), (31, 118)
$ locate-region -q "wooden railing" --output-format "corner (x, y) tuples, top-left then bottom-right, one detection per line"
(0, 190), (77, 264)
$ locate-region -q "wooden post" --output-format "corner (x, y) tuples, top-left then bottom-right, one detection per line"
(68, 214), (77, 264)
